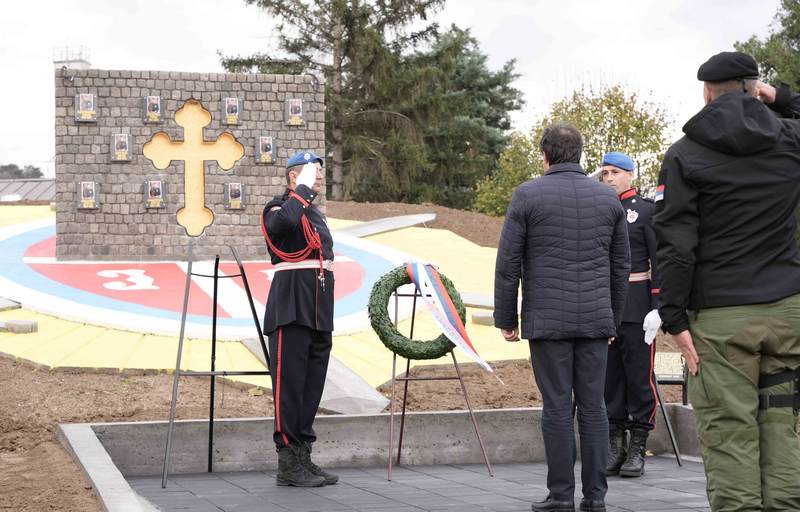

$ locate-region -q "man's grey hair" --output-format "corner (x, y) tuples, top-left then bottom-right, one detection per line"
(286, 164), (304, 185)
(705, 78), (757, 99)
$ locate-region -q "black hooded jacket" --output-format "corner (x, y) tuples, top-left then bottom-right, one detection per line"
(653, 84), (800, 334)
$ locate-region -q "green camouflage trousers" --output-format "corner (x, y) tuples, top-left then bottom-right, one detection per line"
(688, 293), (800, 512)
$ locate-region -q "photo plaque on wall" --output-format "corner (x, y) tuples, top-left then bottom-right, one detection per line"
(75, 93), (97, 122)
(77, 181), (100, 209)
(111, 133), (131, 162)
(257, 136), (274, 164)
(143, 95), (163, 123)
(144, 180), (166, 209)
(225, 182), (245, 210)
(286, 98), (304, 126)
(222, 97), (241, 125)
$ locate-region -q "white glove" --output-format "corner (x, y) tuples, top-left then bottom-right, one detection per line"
(296, 162), (317, 189)
(643, 309), (661, 345)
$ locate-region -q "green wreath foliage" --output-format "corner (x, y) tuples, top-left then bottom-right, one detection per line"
(368, 265), (466, 360)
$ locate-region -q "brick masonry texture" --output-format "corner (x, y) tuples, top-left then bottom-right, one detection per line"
(54, 69), (326, 260)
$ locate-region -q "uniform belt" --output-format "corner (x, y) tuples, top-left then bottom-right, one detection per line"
(629, 271), (650, 282)
(273, 259), (334, 272)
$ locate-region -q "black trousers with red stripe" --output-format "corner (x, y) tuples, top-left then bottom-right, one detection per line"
(267, 324), (332, 448)
(604, 322), (657, 432)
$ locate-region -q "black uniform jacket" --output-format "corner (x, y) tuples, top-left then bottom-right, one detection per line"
(261, 185), (334, 334)
(654, 84), (800, 334)
(620, 189), (660, 324)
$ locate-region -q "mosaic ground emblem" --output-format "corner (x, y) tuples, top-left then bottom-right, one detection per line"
(0, 219), (406, 339)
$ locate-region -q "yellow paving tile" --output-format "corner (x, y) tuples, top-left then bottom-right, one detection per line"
(123, 335), (180, 370)
(56, 330), (145, 369)
(0, 205), (54, 227)
(326, 218), (361, 230)
(365, 227), (496, 295)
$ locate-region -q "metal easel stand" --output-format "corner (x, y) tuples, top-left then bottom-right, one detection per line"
(161, 241), (271, 488)
(386, 290), (493, 481)
(654, 375), (683, 467)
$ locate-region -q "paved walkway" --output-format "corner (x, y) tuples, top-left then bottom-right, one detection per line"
(129, 457), (710, 512)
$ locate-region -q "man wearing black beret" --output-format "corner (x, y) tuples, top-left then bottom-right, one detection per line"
(653, 51), (800, 511)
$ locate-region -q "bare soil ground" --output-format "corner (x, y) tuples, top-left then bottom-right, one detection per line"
(1, 201), (682, 510)
(326, 200), (505, 248)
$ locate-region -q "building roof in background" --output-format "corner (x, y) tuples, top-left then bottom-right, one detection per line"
(0, 179), (54, 202)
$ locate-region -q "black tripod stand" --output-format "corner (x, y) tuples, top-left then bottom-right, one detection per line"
(161, 242), (270, 488)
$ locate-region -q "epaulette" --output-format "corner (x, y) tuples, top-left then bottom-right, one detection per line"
(264, 196), (285, 214)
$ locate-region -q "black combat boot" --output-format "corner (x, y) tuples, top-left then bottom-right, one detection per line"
(531, 495), (575, 511)
(579, 498), (606, 511)
(276, 444), (325, 487)
(299, 441), (339, 485)
(619, 428), (648, 477)
(605, 429), (626, 476)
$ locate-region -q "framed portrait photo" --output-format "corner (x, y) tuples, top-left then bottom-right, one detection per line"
(225, 182), (245, 210)
(286, 98), (304, 126)
(144, 180), (166, 209)
(257, 136), (274, 164)
(75, 93), (97, 122)
(77, 181), (99, 209)
(222, 97), (240, 125)
(143, 95), (162, 123)
(111, 133), (131, 162)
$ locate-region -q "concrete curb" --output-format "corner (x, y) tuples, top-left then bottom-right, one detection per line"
(57, 424), (158, 512)
(60, 405), (698, 511)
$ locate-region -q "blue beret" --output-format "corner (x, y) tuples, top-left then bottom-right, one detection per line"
(286, 150), (324, 168)
(602, 152), (635, 172)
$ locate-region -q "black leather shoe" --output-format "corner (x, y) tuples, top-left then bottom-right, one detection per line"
(531, 495), (575, 512)
(579, 498), (606, 511)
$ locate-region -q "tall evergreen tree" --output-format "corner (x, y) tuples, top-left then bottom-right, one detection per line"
(401, 26), (523, 207)
(221, 0), (443, 200)
(342, 26), (523, 206)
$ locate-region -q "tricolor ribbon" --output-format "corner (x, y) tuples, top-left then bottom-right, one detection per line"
(405, 262), (494, 374)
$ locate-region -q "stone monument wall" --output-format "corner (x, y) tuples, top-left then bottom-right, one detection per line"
(54, 69), (325, 260)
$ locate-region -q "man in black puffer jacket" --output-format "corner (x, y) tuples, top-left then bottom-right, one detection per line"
(494, 123), (631, 512)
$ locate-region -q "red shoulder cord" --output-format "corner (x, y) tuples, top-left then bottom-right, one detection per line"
(260, 191), (324, 275)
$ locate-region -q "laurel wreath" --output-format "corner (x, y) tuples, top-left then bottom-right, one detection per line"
(368, 265), (464, 360)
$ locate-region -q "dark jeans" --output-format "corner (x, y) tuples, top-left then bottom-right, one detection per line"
(530, 338), (609, 502)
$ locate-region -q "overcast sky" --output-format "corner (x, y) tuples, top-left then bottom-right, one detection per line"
(0, 0), (781, 177)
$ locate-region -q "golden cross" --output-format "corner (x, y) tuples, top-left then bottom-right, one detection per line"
(143, 99), (244, 237)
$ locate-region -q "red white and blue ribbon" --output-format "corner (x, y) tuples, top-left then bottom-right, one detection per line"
(405, 262), (493, 373)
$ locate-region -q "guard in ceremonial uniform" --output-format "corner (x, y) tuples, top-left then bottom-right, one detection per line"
(600, 152), (660, 478)
(654, 52), (800, 511)
(261, 150), (338, 488)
